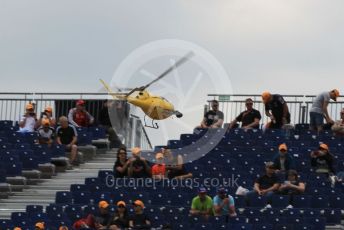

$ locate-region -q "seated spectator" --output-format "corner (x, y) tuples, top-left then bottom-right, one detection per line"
(213, 187), (237, 217)
(94, 201), (112, 229)
(72, 214), (95, 229)
(198, 100), (224, 129)
(190, 187), (213, 220)
(109, 201), (130, 229)
(128, 147), (151, 178)
(35, 106), (56, 129)
(310, 143), (335, 175)
(246, 162), (280, 207)
(35, 222), (44, 230)
(37, 118), (55, 146)
(273, 143), (295, 173)
(151, 153), (166, 180)
(68, 100), (94, 127)
(228, 98), (261, 130)
(99, 100), (122, 148)
(114, 147), (129, 178)
(278, 170), (305, 208)
(262, 92), (291, 129)
(332, 108), (344, 136)
(14, 228), (22, 230)
(129, 200), (151, 230)
(19, 103), (37, 133)
(56, 116), (78, 165)
(162, 148), (192, 179)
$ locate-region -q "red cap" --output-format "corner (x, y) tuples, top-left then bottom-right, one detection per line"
(76, 100), (85, 106)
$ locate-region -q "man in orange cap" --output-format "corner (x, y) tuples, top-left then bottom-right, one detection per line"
(129, 200), (151, 229)
(151, 153), (166, 179)
(37, 118), (55, 146)
(310, 89), (340, 132)
(272, 143), (295, 173)
(262, 92), (290, 129)
(68, 100), (94, 127)
(36, 105), (56, 129)
(19, 103), (37, 132)
(94, 200), (112, 229)
(35, 222), (44, 230)
(310, 143), (335, 174)
(128, 147), (151, 178)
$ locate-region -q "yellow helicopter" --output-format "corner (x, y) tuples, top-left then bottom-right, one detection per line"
(100, 51), (194, 129)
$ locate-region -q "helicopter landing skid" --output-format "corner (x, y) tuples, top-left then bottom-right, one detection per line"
(144, 115), (159, 129)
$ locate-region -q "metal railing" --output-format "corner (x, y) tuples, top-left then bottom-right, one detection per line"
(0, 92), (152, 150)
(208, 94), (344, 125)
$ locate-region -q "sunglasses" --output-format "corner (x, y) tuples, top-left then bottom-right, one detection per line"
(212, 104), (219, 107)
(118, 205), (125, 208)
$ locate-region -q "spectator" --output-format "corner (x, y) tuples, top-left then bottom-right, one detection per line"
(151, 153), (166, 180)
(94, 201), (112, 229)
(310, 143), (335, 174)
(278, 170), (305, 208)
(213, 187), (237, 217)
(37, 118), (55, 146)
(198, 100), (224, 128)
(273, 144), (295, 173)
(331, 108), (344, 136)
(310, 89), (340, 132)
(228, 98), (261, 130)
(114, 147), (129, 178)
(19, 103), (37, 133)
(56, 116), (78, 165)
(58, 227), (68, 230)
(129, 200), (151, 230)
(246, 162), (280, 207)
(68, 100), (94, 127)
(35, 105), (56, 129)
(109, 201), (130, 229)
(35, 222), (44, 230)
(262, 92), (290, 129)
(190, 187), (213, 220)
(162, 148), (192, 179)
(128, 147), (151, 178)
(99, 100), (122, 148)
(14, 228), (22, 230)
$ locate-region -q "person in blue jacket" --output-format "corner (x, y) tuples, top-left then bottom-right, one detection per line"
(273, 143), (295, 173)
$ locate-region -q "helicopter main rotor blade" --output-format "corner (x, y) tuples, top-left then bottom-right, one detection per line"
(126, 51), (194, 97)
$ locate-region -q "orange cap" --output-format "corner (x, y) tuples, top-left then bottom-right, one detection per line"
(42, 118), (50, 126)
(45, 106), (53, 113)
(332, 89), (340, 101)
(35, 222), (44, 229)
(131, 147), (141, 156)
(14, 228), (22, 230)
(262, 91), (272, 103)
(319, 143), (329, 151)
(279, 143), (288, 151)
(98, 200), (109, 209)
(117, 201), (126, 207)
(58, 227), (68, 230)
(155, 153), (164, 160)
(133, 200), (145, 208)
(26, 103), (34, 110)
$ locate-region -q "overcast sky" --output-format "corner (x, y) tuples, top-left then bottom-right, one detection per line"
(1, 0), (343, 145)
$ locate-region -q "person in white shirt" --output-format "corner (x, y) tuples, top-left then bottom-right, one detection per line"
(19, 103), (37, 133)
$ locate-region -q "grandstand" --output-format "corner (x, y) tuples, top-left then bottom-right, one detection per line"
(0, 93), (343, 230)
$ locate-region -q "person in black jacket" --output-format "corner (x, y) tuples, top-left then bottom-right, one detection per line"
(109, 201), (130, 229)
(310, 143), (335, 175)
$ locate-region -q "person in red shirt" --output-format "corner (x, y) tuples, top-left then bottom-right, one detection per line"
(151, 153), (166, 179)
(68, 100), (94, 127)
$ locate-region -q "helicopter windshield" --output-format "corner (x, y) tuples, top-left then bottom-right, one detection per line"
(161, 97), (171, 103)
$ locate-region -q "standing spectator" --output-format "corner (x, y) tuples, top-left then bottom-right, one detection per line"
(128, 147), (151, 178)
(109, 201), (130, 229)
(310, 89), (340, 132)
(151, 153), (166, 180)
(278, 170), (306, 208)
(19, 103), (37, 133)
(213, 187), (237, 217)
(246, 162), (280, 207)
(190, 187), (213, 220)
(198, 100), (224, 128)
(273, 144), (295, 173)
(262, 92), (290, 129)
(129, 200), (151, 230)
(228, 98), (261, 130)
(163, 148), (192, 179)
(114, 147), (129, 178)
(37, 118), (55, 146)
(310, 143), (335, 174)
(56, 116), (78, 165)
(99, 100), (122, 148)
(331, 108), (344, 136)
(94, 201), (112, 229)
(36, 105), (56, 129)
(68, 100), (94, 127)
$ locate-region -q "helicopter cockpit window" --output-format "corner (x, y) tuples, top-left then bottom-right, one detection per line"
(161, 97), (171, 103)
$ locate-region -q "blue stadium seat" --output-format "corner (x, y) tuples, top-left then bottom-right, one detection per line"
(26, 205), (43, 216)
(65, 205), (84, 222)
(292, 195), (311, 208)
(72, 191), (91, 205)
(5, 162), (22, 176)
(253, 224), (273, 230)
(271, 195), (289, 208)
(228, 223), (253, 230)
(274, 224), (294, 230)
(70, 184), (88, 193)
(304, 217), (326, 230)
(329, 195), (344, 209)
(89, 127), (106, 139)
(55, 191), (72, 204)
(11, 212), (28, 223)
(311, 195), (329, 209)
(78, 132), (93, 146)
(324, 209), (341, 224)
(29, 212), (48, 223)
(0, 219), (14, 230)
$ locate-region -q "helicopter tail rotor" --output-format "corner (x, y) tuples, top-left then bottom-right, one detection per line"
(175, 111), (183, 118)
